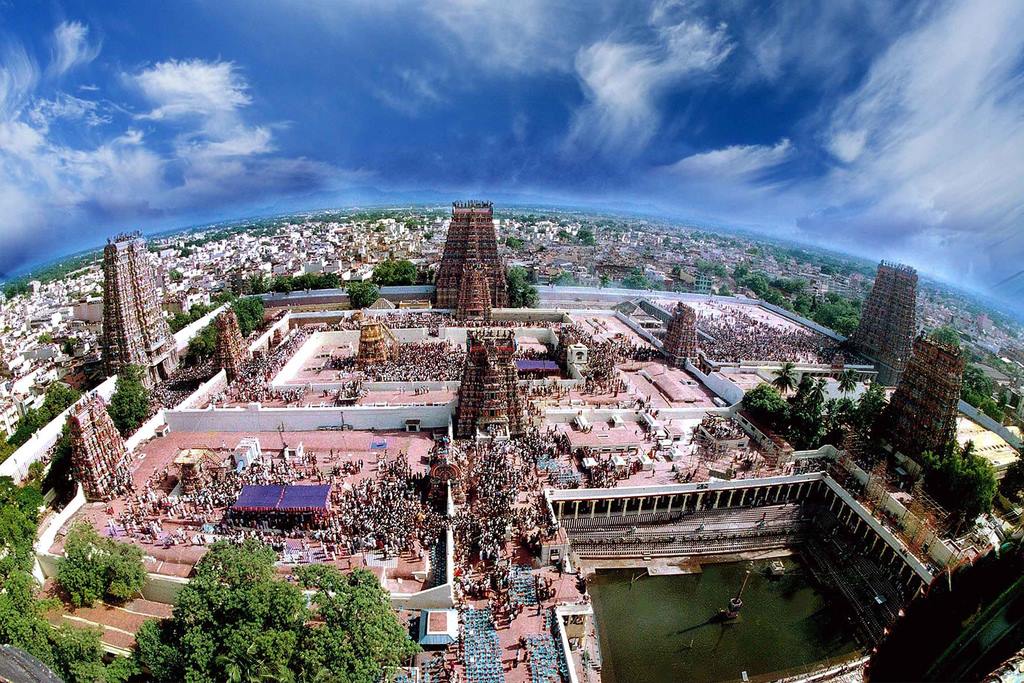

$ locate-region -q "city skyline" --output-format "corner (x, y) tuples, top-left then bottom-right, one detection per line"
(2, 1), (1024, 308)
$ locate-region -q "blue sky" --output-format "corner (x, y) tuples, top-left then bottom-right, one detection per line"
(2, 1), (1023, 303)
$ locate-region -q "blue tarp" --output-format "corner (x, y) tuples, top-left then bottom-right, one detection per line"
(370, 438), (388, 450)
(232, 484), (330, 512)
(231, 485), (283, 511)
(278, 484), (331, 511)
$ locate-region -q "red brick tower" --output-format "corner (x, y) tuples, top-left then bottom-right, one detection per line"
(214, 309), (250, 383)
(456, 329), (524, 439)
(879, 334), (964, 460)
(68, 395), (133, 500)
(101, 233), (178, 387)
(851, 262), (918, 385)
(663, 303), (698, 366)
(436, 201), (508, 310)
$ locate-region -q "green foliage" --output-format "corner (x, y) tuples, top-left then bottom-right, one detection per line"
(854, 382), (887, 437)
(57, 523), (146, 608)
(696, 259), (728, 278)
(136, 541), (418, 683)
(346, 281), (380, 309)
(962, 364), (1002, 420)
(929, 325), (961, 348)
(372, 259), (418, 286)
(6, 383), (81, 450)
(621, 268), (659, 290)
(742, 384), (789, 431)
(999, 460), (1024, 506)
(0, 480), (132, 681)
(577, 228), (597, 246)
(920, 441), (997, 521)
(505, 236), (525, 250)
(107, 365), (150, 436)
(246, 273), (269, 294)
(270, 273), (340, 293)
(733, 267), (861, 336)
(232, 296), (265, 337)
(551, 271), (575, 286)
(168, 269), (184, 283)
(506, 267), (539, 308)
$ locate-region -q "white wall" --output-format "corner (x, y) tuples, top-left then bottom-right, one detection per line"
(165, 402), (455, 432)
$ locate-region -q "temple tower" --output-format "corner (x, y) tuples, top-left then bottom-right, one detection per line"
(68, 395), (133, 500)
(214, 309), (250, 383)
(436, 201), (508, 310)
(355, 317), (396, 367)
(879, 334), (964, 460)
(663, 303), (698, 366)
(851, 262), (917, 385)
(456, 234), (492, 320)
(456, 329), (524, 439)
(101, 233), (178, 386)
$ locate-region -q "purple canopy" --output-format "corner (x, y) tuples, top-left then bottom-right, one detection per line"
(515, 359), (559, 372)
(232, 484), (331, 513)
(278, 484), (331, 512)
(231, 484), (284, 511)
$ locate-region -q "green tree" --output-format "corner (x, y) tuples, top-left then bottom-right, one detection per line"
(622, 268), (657, 290)
(999, 460), (1024, 505)
(346, 281), (380, 309)
(855, 381), (887, 437)
(135, 541), (417, 683)
(107, 365), (151, 436)
(57, 523), (146, 607)
(929, 325), (961, 348)
(771, 362), (798, 394)
(577, 228), (597, 246)
(247, 273), (269, 295)
(231, 296), (265, 337)
(742, 384), (789, 431)
(504, 236), (525, 251)
(168, 269), (184, 283)
(292, 565), (420, 681)
(506, 267), (539, 308)
(920, 441), (997, 522)
(372, 259), (418, 286)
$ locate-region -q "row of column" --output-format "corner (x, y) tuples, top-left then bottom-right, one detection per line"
(821, 485), (927, 594)
(554, 479), (825, 521)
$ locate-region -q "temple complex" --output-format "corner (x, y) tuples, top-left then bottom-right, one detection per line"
(880, 334), (965, 460)
(67, 395), (132, 500)
(435, 201), (507, 311)
(455, 328), (524, 439)
(100, 233), (178, 386)
(214, 309), (249, 383)
(850, 261), (918, 385)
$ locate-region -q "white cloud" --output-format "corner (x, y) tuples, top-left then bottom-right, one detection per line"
(0, 43), (341, 274)
(48, 21), (100, 77)
(809, 0), (1024, 287)
(371, 68), (446, 116)
(666, 138), (792, 180)
(567, 19), (732, 154)
(134, 59), (251, 122)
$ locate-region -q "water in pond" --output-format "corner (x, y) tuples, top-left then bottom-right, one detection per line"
(589, 557), (859, 683)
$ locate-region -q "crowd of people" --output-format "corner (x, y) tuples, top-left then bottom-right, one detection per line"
(697, 306), (841, 364)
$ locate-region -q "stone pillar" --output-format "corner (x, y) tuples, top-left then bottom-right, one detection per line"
(574, 500), (580, 520)
(714, 491), (723, 508)
(727, 489), (735, 507)
(590, 500), (597, 519)
(558, 501), (564, 518)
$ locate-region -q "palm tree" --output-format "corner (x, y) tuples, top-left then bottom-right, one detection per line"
(838, 370), (858, 395)
(772, 362), (798, 395)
